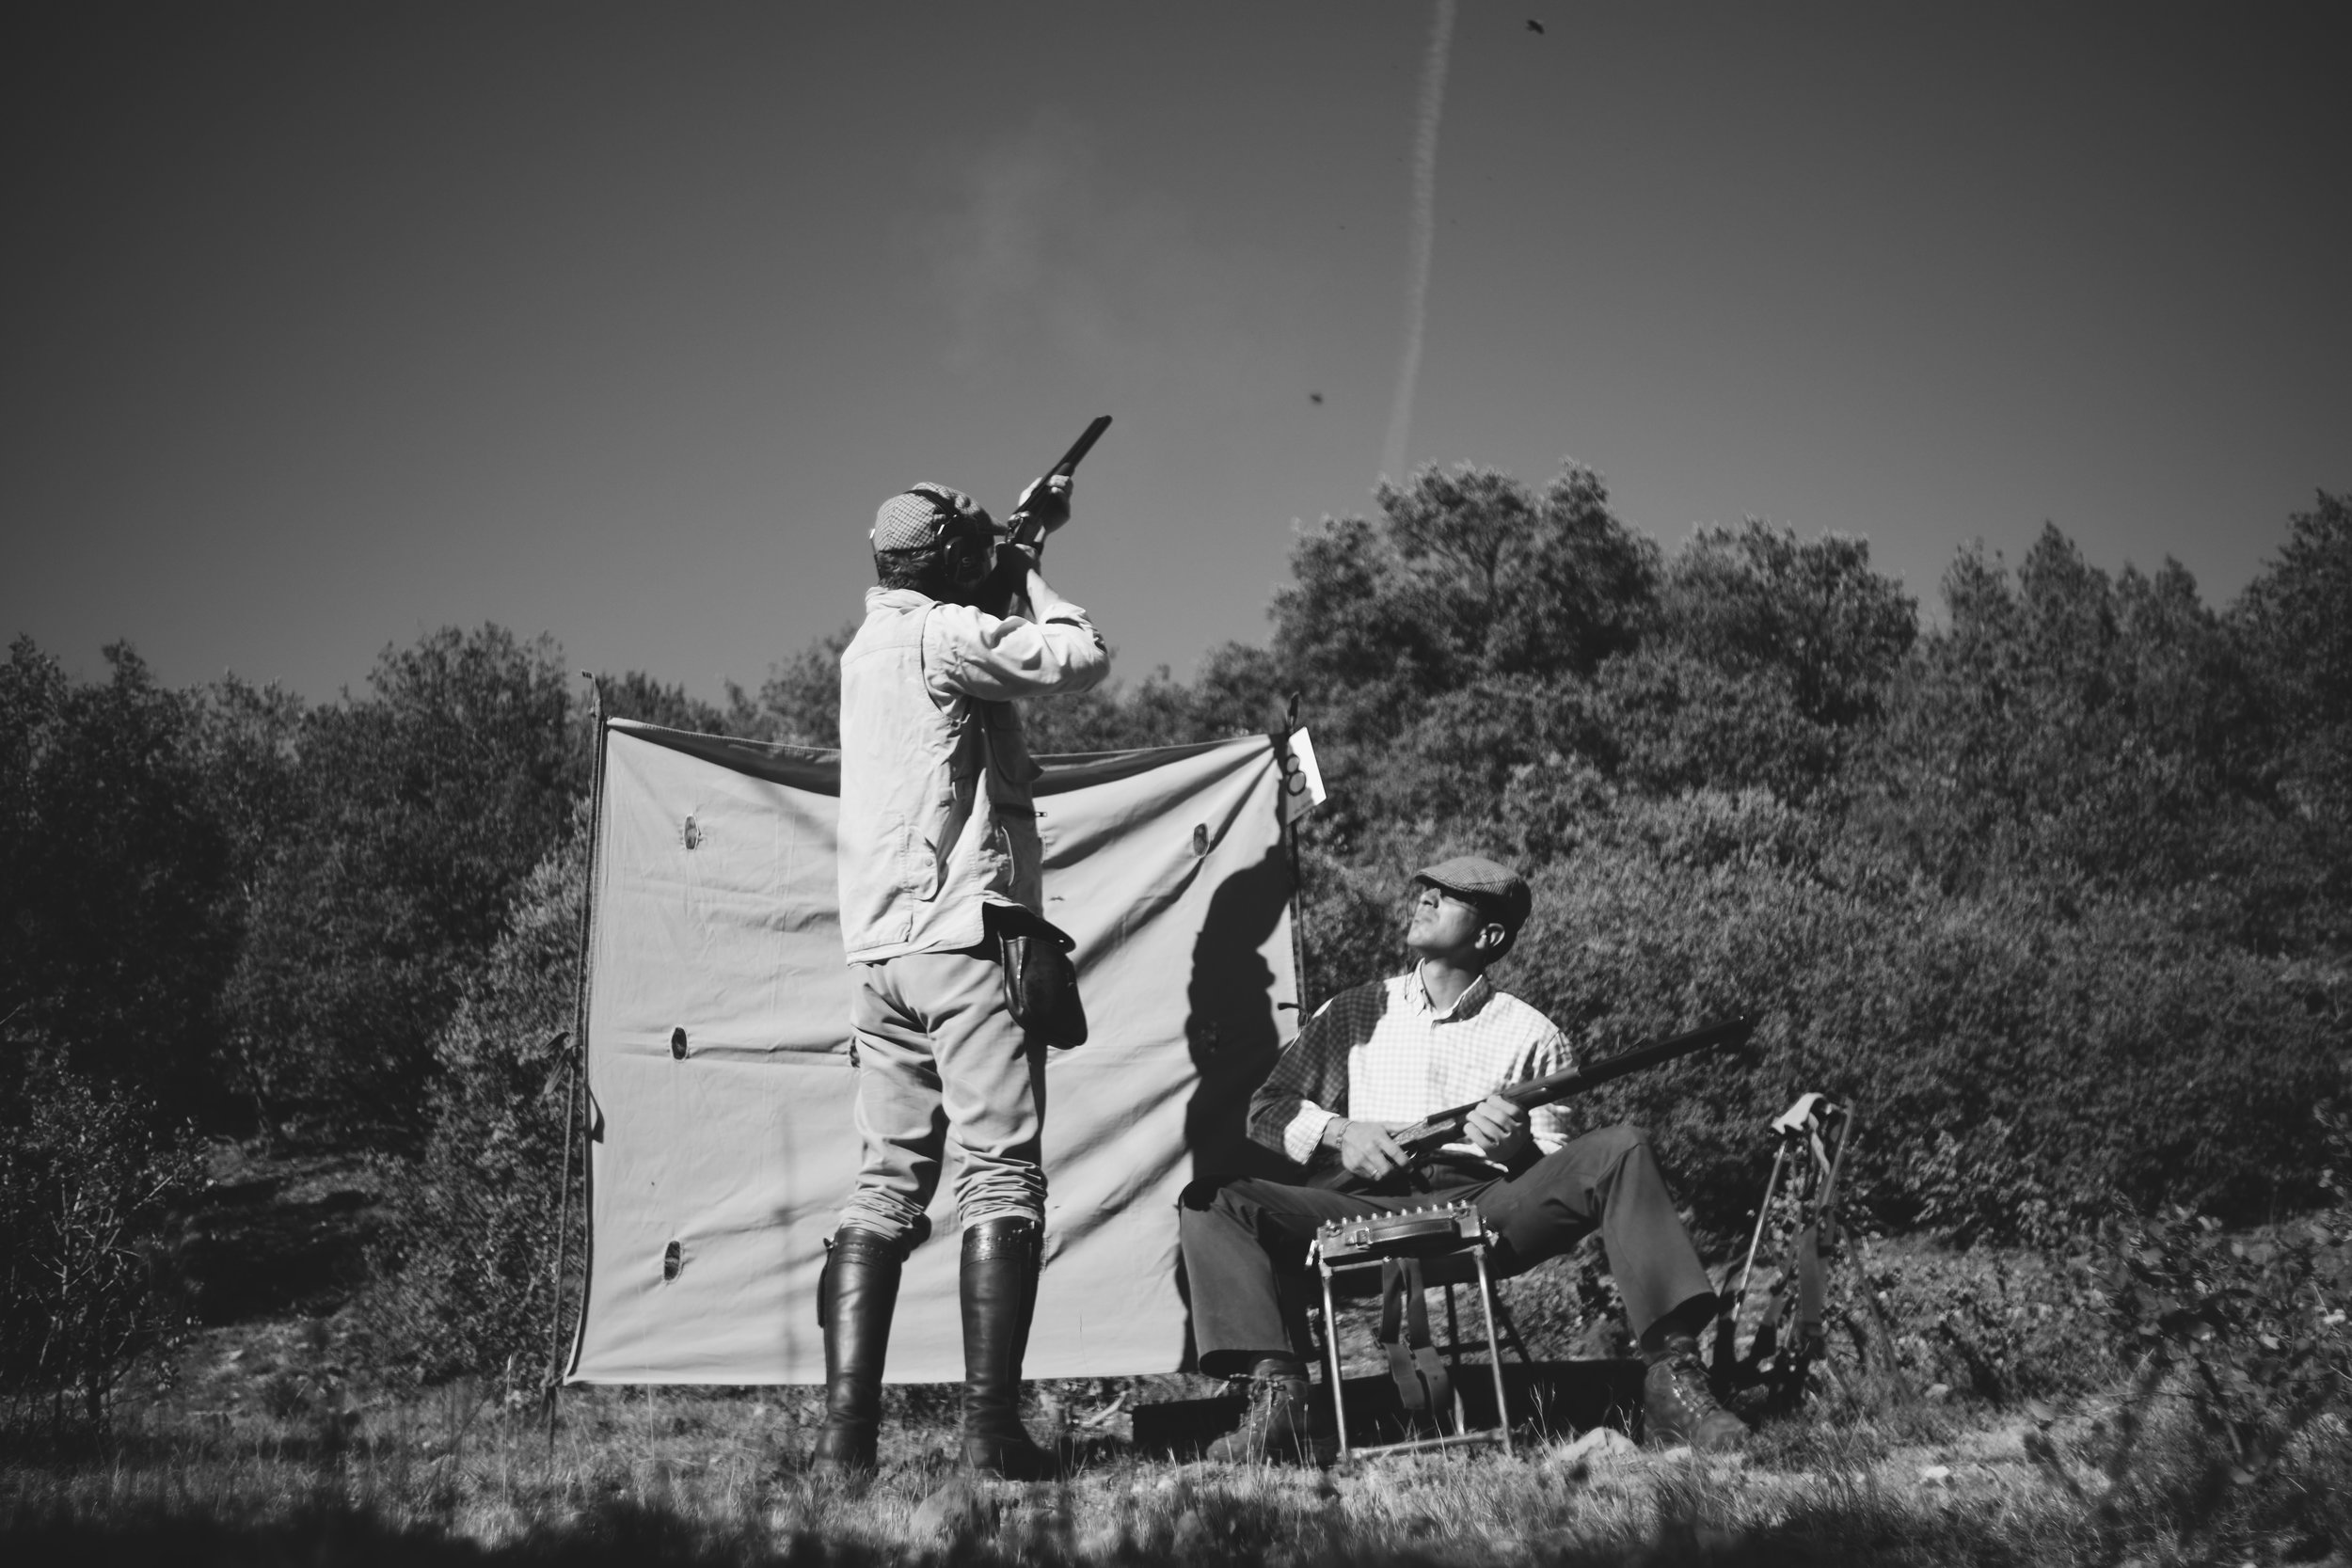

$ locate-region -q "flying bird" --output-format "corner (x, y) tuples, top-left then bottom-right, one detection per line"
(1526, 18), (1545, 34)
(1310, 392), (1324, 404)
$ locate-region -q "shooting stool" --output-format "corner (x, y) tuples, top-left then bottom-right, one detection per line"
(1310, 1201), (1525, 1461)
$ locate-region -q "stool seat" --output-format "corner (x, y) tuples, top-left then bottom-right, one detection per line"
(1310, 1201), (1517, 1461)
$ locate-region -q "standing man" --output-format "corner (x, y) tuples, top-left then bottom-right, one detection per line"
(1179, 855), (1748, 1461)
(817, 474), (1107, 1478)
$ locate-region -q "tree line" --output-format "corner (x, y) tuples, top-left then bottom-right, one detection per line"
(3, 466), (2347, 1391)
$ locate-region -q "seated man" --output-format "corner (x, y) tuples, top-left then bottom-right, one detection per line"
(1179, 854), (1746, 1461)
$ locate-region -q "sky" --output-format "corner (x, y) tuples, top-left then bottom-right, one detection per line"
(4, 3), (2346, 705)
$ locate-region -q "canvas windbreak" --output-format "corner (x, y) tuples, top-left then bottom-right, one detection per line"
(564, 721), (1307, 1384)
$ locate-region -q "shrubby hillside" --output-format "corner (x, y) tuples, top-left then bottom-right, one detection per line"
(2, 466), (2345, 1392)
(1024, 467), (2349, 1246)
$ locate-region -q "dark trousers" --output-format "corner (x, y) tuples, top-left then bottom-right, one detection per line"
(1179, 1122), (1715, 1378)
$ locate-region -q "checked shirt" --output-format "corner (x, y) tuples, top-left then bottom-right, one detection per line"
(1248, 967), (1577, 1172)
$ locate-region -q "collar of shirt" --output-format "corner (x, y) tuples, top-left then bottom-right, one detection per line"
(1406, 964), (1493, 1022)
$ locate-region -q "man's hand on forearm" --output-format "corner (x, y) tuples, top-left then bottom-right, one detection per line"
(1329, 1118), (1411, 1181)
(1464, 1093), (1535, 1166)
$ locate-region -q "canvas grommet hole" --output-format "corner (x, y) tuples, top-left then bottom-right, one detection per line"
(671, 1027), (688, 1059)
(1191, 824), (1208, 855)
(662, 1241), (682, 1282)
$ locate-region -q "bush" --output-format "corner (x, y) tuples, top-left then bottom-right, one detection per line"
(1488, 786), (2349, 1249)
(1853, 1236), (2108, 1404)
(2002, 1195), (2352, 1564)
(2095, 1197), (2352, 1481)
(1, 640), (240, 1129)
(222, 626), (579, 1149)
(1267, 483), (2352, 1265)
(0, 1070), (204, 1431)
(360, 825), (584, 1391)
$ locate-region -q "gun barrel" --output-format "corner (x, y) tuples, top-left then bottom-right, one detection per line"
(1049, 415), (1113, 480)
(1005, 416), (1114, 550)
(1395, 1012), (1756, 1152)
(1519, 1013), (1756, 1103)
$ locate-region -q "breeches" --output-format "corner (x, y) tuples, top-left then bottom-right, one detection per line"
(1178, 1122), (1715, 1377)
(839, 945), (1045, 1244)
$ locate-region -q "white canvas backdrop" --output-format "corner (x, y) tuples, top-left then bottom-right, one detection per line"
(563, 721), (1306, 1385)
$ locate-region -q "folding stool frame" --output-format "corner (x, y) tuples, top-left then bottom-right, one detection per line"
(1311, 1220), (1516, 1462)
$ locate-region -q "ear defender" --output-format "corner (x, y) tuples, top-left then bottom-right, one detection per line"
(914, 489), (994, 592)
(944, 523), (995, 590)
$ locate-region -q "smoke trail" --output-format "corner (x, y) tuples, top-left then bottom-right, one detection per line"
(1381, 0), (1456, 483)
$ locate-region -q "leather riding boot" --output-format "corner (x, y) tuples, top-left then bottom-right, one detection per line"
(811, 1227), (905, 1474)
(958, 1215), (1058, 1479)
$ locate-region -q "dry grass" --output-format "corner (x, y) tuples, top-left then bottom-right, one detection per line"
(0, 1370), (2137, 1563)
(4, 1310), (2344, 1566)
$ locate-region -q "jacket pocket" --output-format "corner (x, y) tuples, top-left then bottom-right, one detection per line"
(920, 764), (979, 901)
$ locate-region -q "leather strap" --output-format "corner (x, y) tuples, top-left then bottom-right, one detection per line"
(1379, 1260), (1417, 1410)
(1794, 1221), (1825, 1344)
(1376, 1259), (1453, 1427)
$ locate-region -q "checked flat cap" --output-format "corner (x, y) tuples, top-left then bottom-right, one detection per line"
(1411, 854), (1532, 932)
(872, 483), (993, 552)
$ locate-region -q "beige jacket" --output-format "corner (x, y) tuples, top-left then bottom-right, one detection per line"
(835, 586), (1108, 962)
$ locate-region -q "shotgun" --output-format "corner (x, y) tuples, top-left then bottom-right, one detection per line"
(1389, 1012), (1758, 1162)
(1004, 414), (1112, 548)
(978, 415), (1112, 617)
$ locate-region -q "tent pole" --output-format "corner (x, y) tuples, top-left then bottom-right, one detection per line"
(1277, 692), (1311, 1011)
(546, 673), (608, 1439)
(544, 1038), (578, 1448)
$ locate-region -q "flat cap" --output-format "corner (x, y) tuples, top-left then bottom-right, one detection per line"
(872, 483), (993, 552)
(1411, 854), (1531, 931)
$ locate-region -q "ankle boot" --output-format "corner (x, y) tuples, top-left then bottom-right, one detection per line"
(811, 1227), (904, 1474)
(1641, 1332), (1748, 1453)
(1206, 1358), (1330, 1465)
(958, 1215), (1057, 1479)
